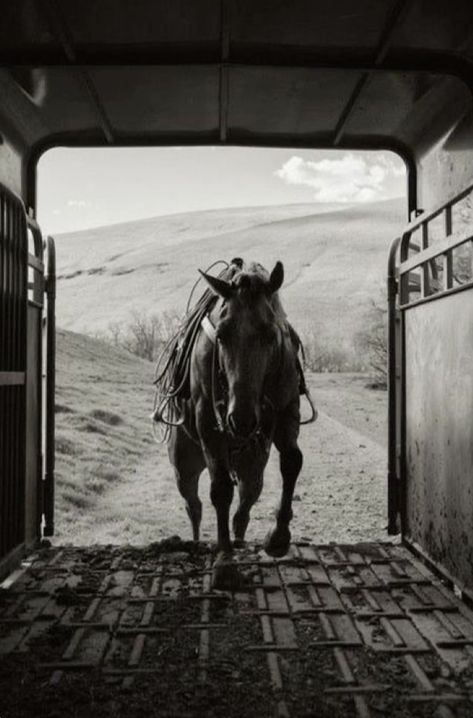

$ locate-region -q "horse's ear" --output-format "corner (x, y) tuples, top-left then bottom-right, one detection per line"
(268, 261), (284, 293)
(199, 270), (235, 300)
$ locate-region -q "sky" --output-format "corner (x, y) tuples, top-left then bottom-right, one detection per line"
(37, 147), (406, 235)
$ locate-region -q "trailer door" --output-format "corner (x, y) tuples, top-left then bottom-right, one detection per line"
(390, 188), (473, 599)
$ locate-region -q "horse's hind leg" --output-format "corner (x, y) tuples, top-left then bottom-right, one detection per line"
(176, 469), (202, 541)
(168, 427), (205, 542)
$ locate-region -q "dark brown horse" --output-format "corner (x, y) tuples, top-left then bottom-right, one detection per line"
(167, 260), (303, 590)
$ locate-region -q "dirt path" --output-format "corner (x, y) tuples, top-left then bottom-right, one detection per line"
(63, 374), (388, 546)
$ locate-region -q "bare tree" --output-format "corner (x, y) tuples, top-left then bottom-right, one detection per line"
(300, 330), (364, 373)
(101, 310), (181, 362)
(355, 295), (388, 388)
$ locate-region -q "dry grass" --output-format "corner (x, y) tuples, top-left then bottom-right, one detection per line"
(54, 329), (155, 537)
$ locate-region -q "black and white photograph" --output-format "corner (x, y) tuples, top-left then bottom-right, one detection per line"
(1, 2), (473, 716)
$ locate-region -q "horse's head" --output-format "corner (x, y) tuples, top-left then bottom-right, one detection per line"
(200, 261), (284, 439)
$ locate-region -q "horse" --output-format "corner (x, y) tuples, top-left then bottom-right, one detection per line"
(166, 259), (304, 590)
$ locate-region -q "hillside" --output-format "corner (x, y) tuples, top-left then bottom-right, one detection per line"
(52, 198), (405, 346)
(54, 328), (156, 537)
(54, 329), (387, 545)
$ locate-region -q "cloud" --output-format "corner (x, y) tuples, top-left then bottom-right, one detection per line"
(67, 199), (87, 208)
(274, 153), (405, 203)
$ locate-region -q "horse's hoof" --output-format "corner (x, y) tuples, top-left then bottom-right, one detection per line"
(233, 538), (247, 549)
(212, 553), (241, 592)
(263, 526), (291, 558)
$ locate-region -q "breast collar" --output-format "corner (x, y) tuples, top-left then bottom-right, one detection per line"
(201, 314), (218, 344)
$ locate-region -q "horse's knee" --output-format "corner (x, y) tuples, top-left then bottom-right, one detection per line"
(210, 479), (234, 508)
(280, 446), (303, 479)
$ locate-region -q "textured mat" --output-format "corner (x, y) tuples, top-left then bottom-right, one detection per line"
(1, 540), (473, 717)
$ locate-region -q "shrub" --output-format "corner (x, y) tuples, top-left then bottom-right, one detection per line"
(90, 409), (123, 426)
(100, 309), (181, 362)
(355, 294), (388, 388)
(300, 330), (364, 373)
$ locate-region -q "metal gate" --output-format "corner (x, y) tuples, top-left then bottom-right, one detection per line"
(388, 184), (473, 601)
(0, 183), (55, 578)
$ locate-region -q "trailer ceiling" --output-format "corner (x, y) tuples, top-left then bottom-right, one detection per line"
(1, 0), (473, 203)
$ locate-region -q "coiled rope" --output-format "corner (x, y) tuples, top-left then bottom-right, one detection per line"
(151, 260), (230, 443)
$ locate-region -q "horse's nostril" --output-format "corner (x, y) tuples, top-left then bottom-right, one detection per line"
(228, 411), (257, 438)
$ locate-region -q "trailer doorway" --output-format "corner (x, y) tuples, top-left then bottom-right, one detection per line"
(36, 145), (407, 547)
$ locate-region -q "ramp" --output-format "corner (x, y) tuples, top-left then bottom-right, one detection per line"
(1, 541), (473, 717)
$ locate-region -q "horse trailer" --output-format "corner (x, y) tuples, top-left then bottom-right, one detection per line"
(2, 1), (473, 714)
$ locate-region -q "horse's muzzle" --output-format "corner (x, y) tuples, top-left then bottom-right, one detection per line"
(227, 410), (258, 440)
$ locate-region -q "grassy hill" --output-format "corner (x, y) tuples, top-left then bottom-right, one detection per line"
(54, 328), (155, 537)
(52, 198), (405, 348)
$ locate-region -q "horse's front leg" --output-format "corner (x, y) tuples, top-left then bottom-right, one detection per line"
(264, 406), (303, 558)
(208, 461), (241, 591)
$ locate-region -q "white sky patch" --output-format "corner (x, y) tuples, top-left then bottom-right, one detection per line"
(67, 199), (87, 208)
(275, 153), (405, 203)
(38, 147), (407, 234)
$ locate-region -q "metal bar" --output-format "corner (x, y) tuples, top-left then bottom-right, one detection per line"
(399, 276), (473, 311)
(333, 0), (412, 145)
(39, 0), (114, 144)
(0, 194), (4, 557)
(43, 237), (56, 537)
(387, 236), (401, 534)
(0, 49), (471, 83)
(420, 224), (429, 298)
(219, 0), (230, 143)
(444, 252), (453, 290)
(0, 193), (4, 369)
(6, 197), (13, 555)
(399, 226), (473, 275)
(28, 222), (44, 307)
(0, 186), (28, 565)
(444, 206), (453, 290)
(28, 254), (44, 272)
(0, 372), (26, 386)
(333, 73), (369, 146)
(9, 202), (17, 556)
(0, 193), (6, 557)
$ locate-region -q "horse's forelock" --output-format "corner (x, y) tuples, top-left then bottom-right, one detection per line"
(234, 272), (267, 294)
(222, 261), (286, 319)
(231, 262), (270, 295)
